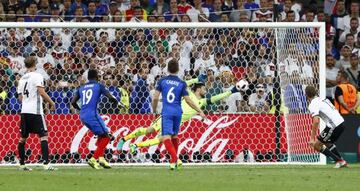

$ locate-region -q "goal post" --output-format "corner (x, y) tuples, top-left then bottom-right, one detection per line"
(0, 22), (326, 165)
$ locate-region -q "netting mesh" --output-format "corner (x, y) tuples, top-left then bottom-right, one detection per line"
(277, 28), (321, 163)
(0, 24), (321, 164)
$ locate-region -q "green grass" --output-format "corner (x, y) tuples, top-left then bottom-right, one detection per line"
(0, 164), (359, 191)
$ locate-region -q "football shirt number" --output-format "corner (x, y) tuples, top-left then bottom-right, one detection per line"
(166, 87), (175, 103)
(82, 89), (93, 105)
(23, 82), (29, 98)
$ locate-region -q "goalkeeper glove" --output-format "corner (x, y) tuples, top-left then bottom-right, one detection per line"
(197, 73), (207, 83)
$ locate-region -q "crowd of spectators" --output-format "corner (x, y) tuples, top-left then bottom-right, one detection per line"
(0, 0), (358, 116)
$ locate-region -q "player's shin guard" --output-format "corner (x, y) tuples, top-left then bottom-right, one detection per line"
(320, 145), (341, 162)
(40, 140), (49, 164)
(171, 137), (179, 154)
(124, 128), (147, 141)
(137, 138), (160, 148)
(18, 142), (26, 165)
(328, 144), (342, 159)
(164, 139), (177, 163)
(93, 136), (110, 159)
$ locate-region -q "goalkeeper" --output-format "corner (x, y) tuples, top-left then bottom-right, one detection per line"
(116, 74), (241, 153)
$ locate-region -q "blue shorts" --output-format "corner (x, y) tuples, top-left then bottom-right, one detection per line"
(80, 114), (109, 136)
(161, 115), (182, 136)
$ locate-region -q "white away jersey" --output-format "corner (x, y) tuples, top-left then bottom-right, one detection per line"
(308, 97), (344, 128)
(18, 72), (45, 115)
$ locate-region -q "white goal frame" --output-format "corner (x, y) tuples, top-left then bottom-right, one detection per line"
(0, 22), (326, 166)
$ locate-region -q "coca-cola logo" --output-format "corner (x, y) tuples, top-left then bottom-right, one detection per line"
(70, 115), (239, 162)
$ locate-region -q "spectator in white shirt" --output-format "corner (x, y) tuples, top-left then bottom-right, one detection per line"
(280, 0), (300, 21)
(326, 54), (340, 101)
(339, 17), (359, 43)
(340, 1), (359, 32)
(194, 45), (215, 75)
(7, 43), (25, 75)
(344, 53), (360, 90)
(93, 43), (115, 71)
(337, 45), (352, 69)
(248, 83), (270, 113)
(187, 0), (210, 22)
(222, 75), (243, 113)
(209, 52), (232, 77)
(252, 0), (273, 22)
(344, 33), (356, 49)
(59, 28), (72, 51)
(149, 53), (167, 83)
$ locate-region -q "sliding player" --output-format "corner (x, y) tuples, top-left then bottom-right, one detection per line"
(116, 73), (242, 158)
(305, 85), (348, 168)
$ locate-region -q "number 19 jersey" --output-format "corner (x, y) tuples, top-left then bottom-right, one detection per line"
(77, 80), (109, 117)
(156, 75), (188, 116)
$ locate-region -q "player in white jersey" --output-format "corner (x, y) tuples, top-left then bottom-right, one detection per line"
(17, 56), (57, 171)
(305, 85), (348, 168)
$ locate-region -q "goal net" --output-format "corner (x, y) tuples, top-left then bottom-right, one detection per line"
(0, 22), (325, 165)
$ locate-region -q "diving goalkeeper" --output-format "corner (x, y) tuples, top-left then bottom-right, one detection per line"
(116, 74), (241, 153)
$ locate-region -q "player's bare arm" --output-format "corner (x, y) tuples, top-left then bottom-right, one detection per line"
(38, 86), (55, 111)
(337, 95), (351, 112)
(71, 92), (81, 111)
(309, 116), (320, 149)
(152, 90), (161, 114)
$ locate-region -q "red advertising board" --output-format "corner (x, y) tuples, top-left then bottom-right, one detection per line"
(0, 114), (291, 162)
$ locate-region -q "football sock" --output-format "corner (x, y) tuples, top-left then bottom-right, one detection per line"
(40, 140), (49, 164)
(137, 138), (161, 148)
(320, 145), (341, 162)
(93, 136), (110, 159)
(124, 128), (147, 141)
(164, 139), (177, 164)
(18, 142), (26, 165)
(328, 144), (342, 159)
(171, 137), (179, 154)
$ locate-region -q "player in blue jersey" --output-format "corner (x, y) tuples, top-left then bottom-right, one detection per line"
(71, 69), (118, 169)
(152, 59), (205, 170)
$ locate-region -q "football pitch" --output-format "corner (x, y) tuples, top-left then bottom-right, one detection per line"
(0, 164), (359, 191)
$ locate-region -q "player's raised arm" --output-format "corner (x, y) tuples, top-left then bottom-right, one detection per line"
(185, 74), (207, 86)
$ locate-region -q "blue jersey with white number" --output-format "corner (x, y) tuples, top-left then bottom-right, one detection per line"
(77, 80), (109, 117)
(156, 75), (188, 116)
